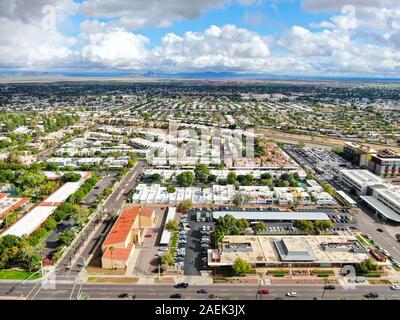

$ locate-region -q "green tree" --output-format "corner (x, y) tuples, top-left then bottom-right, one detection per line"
(227, 172), (237, 184)
(233, 257), (252, 275)
(236, 218), (249, 233)
(177, 199), (193, 212)
(324, 184), (335, 195)
(194, 164), (210, 183)
(314, 220), (334, 232)
(294, 220), (314, 233)
(176, 171), (195, 187)
(254, 221), (267, 234)
(356, 259), (379, 274)
(165, 220), (179, 231)
(62, 172), (81, 183)
(161, 251), (174, 267)
(166, 185), (176, 193)
(58, 230), (75, 246)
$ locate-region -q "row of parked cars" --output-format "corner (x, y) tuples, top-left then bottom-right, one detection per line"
(174, 231), (187, 270)
(200, 225), (211, 270)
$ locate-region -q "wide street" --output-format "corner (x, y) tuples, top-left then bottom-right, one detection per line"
(0, 282), (399, 300)
(56, 160), (146, 278)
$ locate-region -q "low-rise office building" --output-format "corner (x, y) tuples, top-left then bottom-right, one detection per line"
(208, 235), (369, 268)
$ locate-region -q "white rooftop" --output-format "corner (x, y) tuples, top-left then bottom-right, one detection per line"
(212, 211), (330, 221)
(1, 206), (58, 237)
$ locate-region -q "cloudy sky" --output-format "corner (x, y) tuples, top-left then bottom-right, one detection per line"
(1, 0), (400, 76)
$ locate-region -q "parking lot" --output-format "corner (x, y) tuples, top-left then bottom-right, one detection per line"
(284, 146), (352, 181)
(183, 209), (215, 275)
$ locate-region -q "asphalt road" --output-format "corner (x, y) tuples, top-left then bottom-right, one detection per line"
(56, 160), (146, 277)
(1, 282), (399, 300)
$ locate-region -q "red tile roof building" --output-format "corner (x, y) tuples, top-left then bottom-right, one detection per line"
(101, 206), (155, 270)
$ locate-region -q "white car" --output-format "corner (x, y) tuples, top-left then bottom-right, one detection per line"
(286, 292), (298, 297)
(390, 285), (400, 290)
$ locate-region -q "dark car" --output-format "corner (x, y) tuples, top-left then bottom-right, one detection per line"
(364, 292), (379, 298)
(323, 285), (336, 290)
(197, 289), (208, 294)
(170, 293), (182, 299)
(118, 293), (129, 298)
(377, 228), (384, 233)
(175, 282), (189, 288)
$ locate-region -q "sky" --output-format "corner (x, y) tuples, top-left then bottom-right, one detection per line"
(1, 0), (400, 77)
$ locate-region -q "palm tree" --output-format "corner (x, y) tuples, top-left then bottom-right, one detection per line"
(108, 246), (115, 270)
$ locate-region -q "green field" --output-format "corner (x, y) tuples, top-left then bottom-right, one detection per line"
(0, 269), (42, 280)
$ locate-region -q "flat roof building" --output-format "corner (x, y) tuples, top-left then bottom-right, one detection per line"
(339, 169), (384, 195)
(208, 235), (369, 268)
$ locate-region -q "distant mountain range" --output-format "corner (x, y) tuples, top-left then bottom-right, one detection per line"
(1, 69), (400, 82)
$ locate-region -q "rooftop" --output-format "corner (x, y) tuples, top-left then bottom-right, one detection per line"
(210, 235), (369, 266)
(102, 206), (153, 247)
(212, 211), (330, 221)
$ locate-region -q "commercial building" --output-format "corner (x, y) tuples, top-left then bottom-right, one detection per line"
(343, 141), (377, 167)
(339, 169), (384, 195)
(208, 235), (369, 268)
(101, 206), (155, 270)
(368, 149), (400, 177)
(339, 169), (400, 223)
(361, 184), (400, 223)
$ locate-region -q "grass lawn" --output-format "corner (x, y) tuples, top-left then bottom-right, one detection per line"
(87, 277), (138, 284)
(0, 269), (42, 280)
(356, 235), (377, 249)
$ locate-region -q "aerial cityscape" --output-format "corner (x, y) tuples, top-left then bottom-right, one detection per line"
(0, 0), (400, 308)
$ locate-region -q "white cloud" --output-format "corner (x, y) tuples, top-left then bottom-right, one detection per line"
(153, 25), (271, 71)
(277, 25), (400, 75)
(80, 28), (150, 69)
(0, 17), (75, 69)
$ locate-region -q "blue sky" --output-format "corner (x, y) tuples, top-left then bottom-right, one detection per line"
(1, 0), (400, 77)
